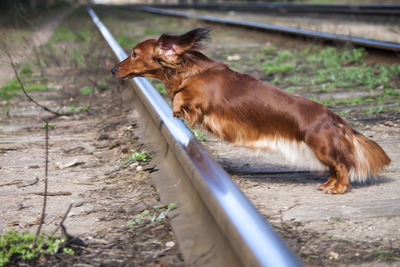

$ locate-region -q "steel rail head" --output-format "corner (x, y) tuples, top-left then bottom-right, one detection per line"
(143, 3), (400, 15)
(86, 6), (303, 267)
(139, 6), (400, 52)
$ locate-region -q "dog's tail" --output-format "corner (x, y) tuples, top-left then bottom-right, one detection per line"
(346, 130), (391, 182)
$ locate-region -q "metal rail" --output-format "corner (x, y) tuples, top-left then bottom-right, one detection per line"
(146, 3), (400, 15)
(139, 6), (400, 52)
(86, 6), (302, 267)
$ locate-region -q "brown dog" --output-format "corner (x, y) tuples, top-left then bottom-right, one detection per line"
(112, 28), (390, 194)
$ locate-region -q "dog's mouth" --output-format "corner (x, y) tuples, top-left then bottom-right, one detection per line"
(119, 72), (139, 80)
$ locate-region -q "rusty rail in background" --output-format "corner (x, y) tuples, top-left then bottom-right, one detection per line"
(138, 6), (400, 53)
(86, 6), (302, 267)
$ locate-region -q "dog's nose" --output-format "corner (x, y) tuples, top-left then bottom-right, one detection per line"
(111, 67), (116, 75)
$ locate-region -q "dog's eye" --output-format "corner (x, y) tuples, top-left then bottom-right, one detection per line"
(132, 52), (137, 58)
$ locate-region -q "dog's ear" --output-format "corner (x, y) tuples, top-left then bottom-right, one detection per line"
(155, 28), (210, 61)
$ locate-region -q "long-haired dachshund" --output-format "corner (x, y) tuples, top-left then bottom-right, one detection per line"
(112, 28), (390, 194)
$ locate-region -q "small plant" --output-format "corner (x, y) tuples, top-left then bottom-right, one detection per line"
(42, 123), (56, 130)
(0, 231), (73, 266)
(122, 149), (152, 167)
(128, 203), (176, 226)
(192, 128), (208, 141)
(20, 65), (32, 76)
(97, 80), (108, 91)
(333, 217), (343, 222)
(60, 105), (89, 114)
(373, 250), (397, 261)
(80, 86), (92, 96)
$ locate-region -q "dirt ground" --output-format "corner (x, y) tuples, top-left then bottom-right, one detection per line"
(1, 5), (400, 266)
(0, 7), (183, 266)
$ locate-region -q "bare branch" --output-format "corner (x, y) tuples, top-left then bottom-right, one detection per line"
(31, 120), (50, 250)
(1, 45), (64, 117)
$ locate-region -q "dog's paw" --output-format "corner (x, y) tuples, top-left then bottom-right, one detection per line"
(317, 180), (336, 191)
(172, 111), (182, 118)
(317, 184), (330, 191)
(325, 185), (347, 195)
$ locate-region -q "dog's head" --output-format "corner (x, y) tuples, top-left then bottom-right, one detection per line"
(111, 39), (161, 79)
(111, 28), (210, 79)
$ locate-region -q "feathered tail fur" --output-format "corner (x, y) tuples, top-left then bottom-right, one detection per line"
(348, 132), (391, 182)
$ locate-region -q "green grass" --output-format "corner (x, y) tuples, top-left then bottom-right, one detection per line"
(51, 26), (76, 42)
(0, 80), (49, 100)
(20, 64), (33, 75)
(313, 88), (400, 108)
(66, 105), (89, 114)
(373, 250), (397, 261)
(116, 34), (138, 49)
(262, 46), (400, 93)
(143, 28), (159, 35)
(0, 231), (73, 266)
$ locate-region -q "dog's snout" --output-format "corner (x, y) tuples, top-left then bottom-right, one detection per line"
(111, 67), (116, 75)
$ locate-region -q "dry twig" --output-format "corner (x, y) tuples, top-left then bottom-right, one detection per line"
(53, 203), (73, 235)
(32, 120), (50, 249)
(1, 46), (63, 117)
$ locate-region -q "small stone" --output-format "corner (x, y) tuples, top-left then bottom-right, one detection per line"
(29, 165), (40, 169)
(384, 121), (394, 127)
(136, 165), (143, 171)
(329, 251), (339, 260)
(74, 202), (84, 207)
(227, 54), (241, 61)
(165, 241), (175, 248)
(97, 134), (109, 140)
(56, 158), (83, 169)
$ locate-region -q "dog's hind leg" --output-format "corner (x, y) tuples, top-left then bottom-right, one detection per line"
(306, 132), (351, 194)
(325, 163), (351, 194)
(318, 167), (337, 191)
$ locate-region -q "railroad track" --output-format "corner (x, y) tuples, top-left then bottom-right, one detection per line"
(87, 5), (400, 265)
(145, 3), (400, 16)
(136, 6), (400, 53)
(86, 7), (302, 267)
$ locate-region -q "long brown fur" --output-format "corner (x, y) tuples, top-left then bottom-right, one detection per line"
(111, 28), (391, 194)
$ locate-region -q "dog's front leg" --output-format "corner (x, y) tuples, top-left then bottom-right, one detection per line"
(172, 92), (184, 118)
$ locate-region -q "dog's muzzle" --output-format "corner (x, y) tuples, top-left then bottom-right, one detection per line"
(111, 67), (117, 75)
